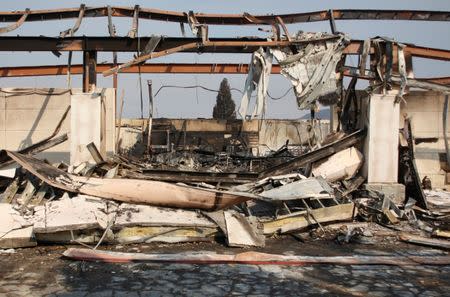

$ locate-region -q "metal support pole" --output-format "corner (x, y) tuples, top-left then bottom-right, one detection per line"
(147, 80), (153, 154)
(328, 10), (337, 34)
(82, 50), (97, 92)
(443, 95), (450, 168)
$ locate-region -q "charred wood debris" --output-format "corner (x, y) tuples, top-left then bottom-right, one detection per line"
(0, 5), (449, 259)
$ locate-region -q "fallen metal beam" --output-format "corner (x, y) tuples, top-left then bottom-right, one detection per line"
(0, 7), (448, 25)
(399, 233), (450, 250)
(62, 248), (450, 265)
(103, 42), (199, 76)
(259, 129), (366, 178)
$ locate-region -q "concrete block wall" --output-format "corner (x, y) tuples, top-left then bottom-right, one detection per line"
(118, 118), (330, 157)
(0, 88), (115, 165)
(257, 119), (329, 156)
(0, 88), (71, 163)
(401, 91), (449, 188)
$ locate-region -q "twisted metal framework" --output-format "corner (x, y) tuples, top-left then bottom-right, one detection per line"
(0, 5), (448, 90)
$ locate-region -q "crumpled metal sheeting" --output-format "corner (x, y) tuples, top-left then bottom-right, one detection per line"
(259, 176), (334, 201)
(272, 32), (349, 110)
(239, 47), (273, 120)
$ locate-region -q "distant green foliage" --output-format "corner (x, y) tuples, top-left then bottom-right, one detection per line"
(212, 78), (236, 120)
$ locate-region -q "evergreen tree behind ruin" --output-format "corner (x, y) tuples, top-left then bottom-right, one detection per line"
(212, 78), (236, 120)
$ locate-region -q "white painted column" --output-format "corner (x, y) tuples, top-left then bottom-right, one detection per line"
(363, 94), (400, 183)
(70, 92), (101, 166)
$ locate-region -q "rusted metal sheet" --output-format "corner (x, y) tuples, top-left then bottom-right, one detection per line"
(62, 248), (450, 265)
(0, 7), (448, 24)
(259, 177), (334, 200)
(3, 151), (253, 211)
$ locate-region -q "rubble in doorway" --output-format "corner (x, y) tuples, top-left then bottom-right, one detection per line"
(0, 124), (447, 253)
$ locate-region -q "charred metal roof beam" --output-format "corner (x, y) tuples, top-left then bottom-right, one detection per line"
(0, 8), (29, 34)
(0, 37), (448, 62)
(0, 64), (447, 86)
(0, 7), (448, 25)
(59, 4), (85, 38)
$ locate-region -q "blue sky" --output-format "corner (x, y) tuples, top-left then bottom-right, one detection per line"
(0, 1), (449, 119)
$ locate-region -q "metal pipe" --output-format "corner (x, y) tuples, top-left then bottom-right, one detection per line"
(444, 95), (450, 168)
(86, 142), (105, 164)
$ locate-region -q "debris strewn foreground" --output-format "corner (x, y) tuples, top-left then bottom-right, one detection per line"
(1, 127), (448, 258)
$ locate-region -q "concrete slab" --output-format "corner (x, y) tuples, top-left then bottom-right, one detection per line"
(33, 195), (109, 233)
(312, 147), (363, 182)
(114, 226), (217, 244)
(0, 204), (35, 248)
(114, 203), (215, 228)
(364, 183), (406, 205)
(0, 226), (36, 249)
(224, 211), (265, 247)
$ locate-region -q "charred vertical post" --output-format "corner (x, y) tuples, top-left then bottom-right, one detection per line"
(328, 10), (337, 34)
(107, 6), (118, 98)
(147, 80), (153, 154)
(82, 50), (97, 92)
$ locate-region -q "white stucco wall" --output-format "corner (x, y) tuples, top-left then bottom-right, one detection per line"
(0, 88), (115, 164)
(401, 91), (449, 188)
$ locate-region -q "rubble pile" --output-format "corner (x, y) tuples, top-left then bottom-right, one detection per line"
(1, 129), (448, 253)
